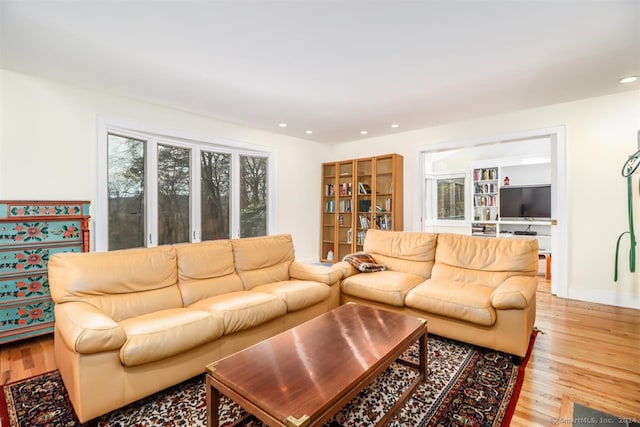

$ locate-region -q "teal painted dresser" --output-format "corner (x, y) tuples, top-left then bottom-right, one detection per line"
(0, 200), (90, 344)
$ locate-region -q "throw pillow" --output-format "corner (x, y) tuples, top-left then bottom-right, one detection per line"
(343, 252), (386, 273)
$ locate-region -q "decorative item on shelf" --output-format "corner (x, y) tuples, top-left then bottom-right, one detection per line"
(327, 246), (334, 262)
(503, 176), (510, 186)
(358, 182), (371, 195)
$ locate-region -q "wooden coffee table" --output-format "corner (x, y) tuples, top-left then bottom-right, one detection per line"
(205, 303), (427, 427)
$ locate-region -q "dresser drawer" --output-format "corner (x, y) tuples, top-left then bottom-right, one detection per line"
(0, 219), (84, 247)
(0, 274), (49, 303)
(0, 201), (88, 219)
(0, 298), (54, 344)
(0, 243), (83, 276)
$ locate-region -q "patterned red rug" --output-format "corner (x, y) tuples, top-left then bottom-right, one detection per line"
(0, 333), (536, 427)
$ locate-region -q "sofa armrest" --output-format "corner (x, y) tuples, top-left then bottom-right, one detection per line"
(490, 276), (538, 309)
(55, 301), (127, 354)
(289, 261), (343, 285)
(333, 260), (359, 279)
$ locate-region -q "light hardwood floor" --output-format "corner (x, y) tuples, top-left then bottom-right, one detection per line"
(1, 277), (639, 425)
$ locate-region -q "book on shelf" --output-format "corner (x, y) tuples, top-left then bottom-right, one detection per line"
(472, 224), (485, 233)
(358, 199), (372, 212)
(325, 184), (335, 196)
(339, 182), (352, 196)
(324, 200), (335, 212)
(358, 182), (371, 195)
(346, 228), (352, 243)
(358, 215), (370, 229)
(376, 214), (392, 230)
(484, 224), (497, 233)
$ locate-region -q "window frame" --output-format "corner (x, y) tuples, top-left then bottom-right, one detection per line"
(96, 117), (276, 251)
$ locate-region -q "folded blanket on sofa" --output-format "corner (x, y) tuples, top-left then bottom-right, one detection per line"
(343, 252), (386, 272)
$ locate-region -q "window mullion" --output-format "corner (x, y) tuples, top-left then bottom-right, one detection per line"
(230, 152), (240, 238)
(147, 139), (158, 247)
(192, 147), (201, 242)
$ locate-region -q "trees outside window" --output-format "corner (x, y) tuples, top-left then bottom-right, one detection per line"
(425, 174), (466, 222)
(201, 151), (230, 241)
(107, 134), (145, 250)
(437, 177), (465, 220)
(240, 155), (267, 237)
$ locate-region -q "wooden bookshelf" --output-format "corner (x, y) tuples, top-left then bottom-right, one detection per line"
(320, 154), (403, 263)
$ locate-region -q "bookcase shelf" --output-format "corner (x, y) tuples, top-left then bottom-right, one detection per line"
(320, 154), (403, 263)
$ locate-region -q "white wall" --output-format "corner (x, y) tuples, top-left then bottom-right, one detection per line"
(330, 90), (640, 309)
(0, 70), (327, 261)
(501, 163), (550, 187)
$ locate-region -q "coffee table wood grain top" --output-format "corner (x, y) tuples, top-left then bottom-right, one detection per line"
(206, 303), (427, 427)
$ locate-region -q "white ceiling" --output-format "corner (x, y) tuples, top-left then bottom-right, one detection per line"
(1, 1), (639, 144)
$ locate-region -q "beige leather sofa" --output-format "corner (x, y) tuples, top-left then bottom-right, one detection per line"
(338, 229), (538, 358)
(48, 234), (342, 423)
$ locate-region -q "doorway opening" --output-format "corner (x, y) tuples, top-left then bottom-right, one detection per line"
(416, 126), (567, 296)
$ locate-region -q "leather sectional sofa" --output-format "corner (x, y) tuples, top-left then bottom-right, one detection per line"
(338, 229), (538, 359)
(49, 230), (538, 422)
(48, 234), (342, 423)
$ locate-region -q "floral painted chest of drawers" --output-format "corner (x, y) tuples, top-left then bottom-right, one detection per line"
(0, 200), (90, 344)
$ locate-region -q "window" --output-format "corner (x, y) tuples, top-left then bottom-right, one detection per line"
(239, 155), (268, 237)
(200, 151), (230, 241)
(107, 134), (145, 250)
(426, 174), (466, 221)
(97, 123), (274, 251)
(437, 177), (465, 220)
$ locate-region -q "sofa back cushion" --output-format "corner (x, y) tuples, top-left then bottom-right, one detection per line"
(48, 246), (182, 321)
(432, 233), (538, 287)
(363, 229), (437, 279)
(175, 240), (244, 306)
(231, 234), (294, 290)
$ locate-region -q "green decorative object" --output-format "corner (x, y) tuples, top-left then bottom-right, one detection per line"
(615, 131), (640, 281)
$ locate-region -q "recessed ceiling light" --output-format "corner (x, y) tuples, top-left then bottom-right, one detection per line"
(391, 124), (399, 128)
(278, 123), (287, 127)
(360, 131), (368, 135)
(305, 130), (313, 134)
(619, 76), (638, 84)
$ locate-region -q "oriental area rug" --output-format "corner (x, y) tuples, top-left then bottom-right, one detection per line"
(0, 333), (536, 427)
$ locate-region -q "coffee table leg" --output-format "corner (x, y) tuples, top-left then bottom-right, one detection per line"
(206, 376), (220, 427)
(419, 333), (427, 381)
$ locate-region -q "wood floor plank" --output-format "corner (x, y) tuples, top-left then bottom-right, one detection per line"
(0, 278), (638, 423)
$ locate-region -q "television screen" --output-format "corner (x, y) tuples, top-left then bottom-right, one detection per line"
(499, 185), (551, 219)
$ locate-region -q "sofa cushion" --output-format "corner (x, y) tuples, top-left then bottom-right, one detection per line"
(342, 252), (386, 272)
(405, 279), (497, 326)
(49, 246), (182, 321)
(341, 271), (425, 307)
(118, 308), (224, 367)
(231, 234), (295, 290)
(175, 240), (244, 305)
(433, 234), (538, 287)
(363, 229), (438, 278)
(252, 281), (331, 312)
(189, 291), (287, 334)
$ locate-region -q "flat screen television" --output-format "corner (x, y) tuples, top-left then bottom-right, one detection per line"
(499, 185), (551, 220)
